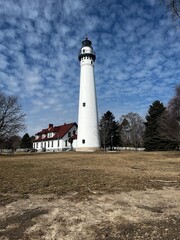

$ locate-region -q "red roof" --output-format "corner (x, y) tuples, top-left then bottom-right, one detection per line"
(34, 122), (77, 142)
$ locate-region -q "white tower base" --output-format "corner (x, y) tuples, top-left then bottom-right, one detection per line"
(76, 147), (100, 152)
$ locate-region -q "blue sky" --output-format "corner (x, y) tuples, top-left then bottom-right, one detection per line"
(0, 0), (179, 136)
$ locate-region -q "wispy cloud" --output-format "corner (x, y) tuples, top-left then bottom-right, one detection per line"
(0, 0), (179, 135)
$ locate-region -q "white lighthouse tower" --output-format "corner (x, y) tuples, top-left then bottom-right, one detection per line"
(76, 38), (100, 151)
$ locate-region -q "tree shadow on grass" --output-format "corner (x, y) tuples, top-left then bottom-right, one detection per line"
(0, 208), (48, 240)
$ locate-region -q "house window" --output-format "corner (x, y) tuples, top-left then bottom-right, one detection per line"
(51, 141), (53, 147)
(48, 132), (53, 138)
(41, 142), (43, 148)
(65, 140), (68, 147)
(36, 143), (38, 148)
(73, 130), (76, 135)
(58, 140), (60, 147)
(82, 139), (85, 144)
(68, 132), (71, 137)
(83, 102), (86, 107)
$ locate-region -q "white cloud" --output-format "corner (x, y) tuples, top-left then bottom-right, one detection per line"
(63, 0), (85, 16)
(146, 0), (157, 6)
(84, 15), (100, 32)
(24, 70), (43, 93)
(0, 71), (9, 82)
(25, 32), (42, 46)
(21, 19), (35, 32)
(0, 54), (8, 69)
(60, 24), (71, 36)
(35, 17), (52, 33)
(21, 0), (39, 20)
(0, 0), (21, 16)
(28, 49), (47, 62)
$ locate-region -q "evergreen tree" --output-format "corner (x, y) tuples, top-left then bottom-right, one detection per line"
(144, 100), (177, 151)
(20, 133), (32, 149)
(99, 111), (121, 150)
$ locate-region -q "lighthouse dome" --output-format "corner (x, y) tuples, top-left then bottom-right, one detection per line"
(78, 37), (96, 61)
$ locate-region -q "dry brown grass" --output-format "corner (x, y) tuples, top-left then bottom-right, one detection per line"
(0, 151), (179, 203)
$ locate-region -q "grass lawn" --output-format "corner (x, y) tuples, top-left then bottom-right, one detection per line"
(0, 151), (179, 239)
(0, 151), (179, 203)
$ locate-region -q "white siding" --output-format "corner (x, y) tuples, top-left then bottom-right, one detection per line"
(77, 44), (100, 151)
(33, 125), (77, 152)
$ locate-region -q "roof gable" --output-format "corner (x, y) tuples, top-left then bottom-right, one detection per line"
(34, 122), (77, 141)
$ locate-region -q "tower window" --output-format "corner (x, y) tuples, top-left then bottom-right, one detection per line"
(83, 49), (85, 53)
(83, 102), (86, 107)
(82, 139), (85, 144)
(91, 61), (93, 64)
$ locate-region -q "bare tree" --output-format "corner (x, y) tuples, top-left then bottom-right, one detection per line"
(0, 91), (26, 143)
(171, 0), (180, 17)
(4, 135), (21, 150)
(164, 0), (180, 18)
(168, 85), (180, 120)
(167, 85), (180, 147)
(157, 110), (179, 149)
(120, 118), (131, 147)
(120, 112), (145, 149)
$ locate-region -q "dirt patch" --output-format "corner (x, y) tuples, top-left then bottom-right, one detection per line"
(92, 216), (180, 240)
(0, 187), (179, 240)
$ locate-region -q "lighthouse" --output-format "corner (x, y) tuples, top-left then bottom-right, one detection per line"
(76, 38), (100, 151)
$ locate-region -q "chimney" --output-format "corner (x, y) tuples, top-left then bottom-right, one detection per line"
(48, 124), (53, 129)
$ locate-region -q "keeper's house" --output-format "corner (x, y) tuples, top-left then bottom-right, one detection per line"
(33, 122), (77, 152)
